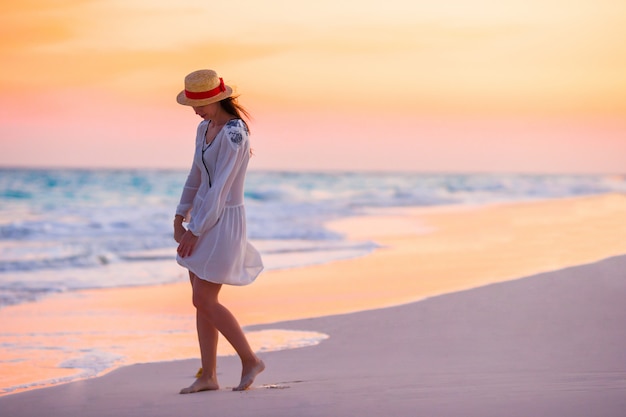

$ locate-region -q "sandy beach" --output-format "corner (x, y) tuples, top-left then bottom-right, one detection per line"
(1, 193), (626, 416)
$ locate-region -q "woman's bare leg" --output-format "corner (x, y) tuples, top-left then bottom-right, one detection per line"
(180, 274), (220, 394)
(181, 275), (264, 393)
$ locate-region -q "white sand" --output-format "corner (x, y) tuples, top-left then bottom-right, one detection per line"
(1, 255), (625, 416)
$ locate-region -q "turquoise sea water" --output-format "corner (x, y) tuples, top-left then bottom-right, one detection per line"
(1, 168), (625, 308)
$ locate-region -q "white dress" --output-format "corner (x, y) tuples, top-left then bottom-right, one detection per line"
(175, 119), (263, 285)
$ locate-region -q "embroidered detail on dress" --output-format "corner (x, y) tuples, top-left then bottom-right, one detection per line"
(225, 119), (247, 145)
(229, 130), (243, 145)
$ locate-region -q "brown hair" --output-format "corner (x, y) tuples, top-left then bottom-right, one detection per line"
(220, 96), (251, 133)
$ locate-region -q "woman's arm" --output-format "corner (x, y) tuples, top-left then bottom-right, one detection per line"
(173, 214), (186, 243)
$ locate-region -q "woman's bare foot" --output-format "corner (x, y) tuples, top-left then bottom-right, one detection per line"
(179, 377), (219, 394)
(233, 359), (265, 391)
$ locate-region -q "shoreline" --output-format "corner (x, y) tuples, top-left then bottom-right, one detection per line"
(1, 193), (626, 397)
(2, 254), (625, 416)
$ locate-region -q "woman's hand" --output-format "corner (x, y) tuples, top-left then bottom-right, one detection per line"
(173, 215), (186, 243)
(174, 223), (186, 243)
(177, 230), (199, 258)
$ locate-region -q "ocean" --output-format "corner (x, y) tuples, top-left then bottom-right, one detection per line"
(1, 168), (625, 394)
(1, 168), (625, 308)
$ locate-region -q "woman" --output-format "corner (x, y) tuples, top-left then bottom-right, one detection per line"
(173, 69), (265, 393)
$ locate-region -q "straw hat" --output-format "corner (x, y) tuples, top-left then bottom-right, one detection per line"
(176, 69), (233, 106)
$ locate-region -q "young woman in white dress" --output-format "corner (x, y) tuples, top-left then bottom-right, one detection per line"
(173, 69), (264, 393)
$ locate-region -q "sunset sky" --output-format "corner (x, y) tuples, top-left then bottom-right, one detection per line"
(1, 0), (625, 173)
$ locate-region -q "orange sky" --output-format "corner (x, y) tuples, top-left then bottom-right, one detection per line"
(1, 0), (625, 172)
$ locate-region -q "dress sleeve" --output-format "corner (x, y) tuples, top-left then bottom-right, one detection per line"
(175, 121), (207, 220)
(175, 163), (201, 221)
(187, 120), (249, 236)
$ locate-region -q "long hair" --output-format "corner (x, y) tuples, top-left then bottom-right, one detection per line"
(220, 96), (251, 133)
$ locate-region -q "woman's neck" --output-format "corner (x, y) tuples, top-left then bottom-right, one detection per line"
(211, 109), (234, 127)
